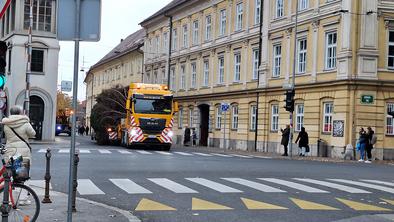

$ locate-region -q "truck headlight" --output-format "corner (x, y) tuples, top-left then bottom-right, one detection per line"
(167, 130), (174, 138)
(57, 126), (62, 130)
(130, 129), (138, 136)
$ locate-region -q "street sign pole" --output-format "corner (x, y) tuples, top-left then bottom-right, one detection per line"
(67, 0), (81, 221)
(24, 0), (33, 117)
(223, 110), (226, 149)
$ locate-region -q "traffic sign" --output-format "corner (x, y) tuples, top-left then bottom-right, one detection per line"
(61, 80), (72, 92)
(0, 0), (11, 20)
(221, 103), (230, 112)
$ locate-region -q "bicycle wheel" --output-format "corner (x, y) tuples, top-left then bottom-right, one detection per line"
(0, 183), (40, 222)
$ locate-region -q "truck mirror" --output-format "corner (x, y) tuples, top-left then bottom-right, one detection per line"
(174, 101), (179, 113)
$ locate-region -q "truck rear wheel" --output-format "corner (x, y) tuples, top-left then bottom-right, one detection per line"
(161, 144), (171, 151)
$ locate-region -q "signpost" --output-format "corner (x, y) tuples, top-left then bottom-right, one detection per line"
(57, 0), (101, 221)
(221, 103), (229, 149)
(61, 80), (73, 92)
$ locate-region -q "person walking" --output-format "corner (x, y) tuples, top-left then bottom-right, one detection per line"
(280, 125), (290, 156)
(295, 127), (309, 156)
(85, 126), (90, 136)
(366, 127), (376, 163)
(357, 128), (368, 162)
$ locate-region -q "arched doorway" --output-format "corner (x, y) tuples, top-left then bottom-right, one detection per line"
(30, 96), (44, 140)
(198, 104), (209, 146)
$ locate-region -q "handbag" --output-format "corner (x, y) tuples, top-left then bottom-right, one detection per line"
(305, 145), (310, 153)
(8, 127), (32, 152)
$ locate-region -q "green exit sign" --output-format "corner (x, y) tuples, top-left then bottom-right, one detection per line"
(361, 95), (374, 104)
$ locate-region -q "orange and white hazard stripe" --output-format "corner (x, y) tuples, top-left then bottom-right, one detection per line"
(108, 132), (118, 140)
(130, 116), (137, 127)
(160, 128), (173, 143)
(128, 127), (144, 143)
(168, 118), (174, 128)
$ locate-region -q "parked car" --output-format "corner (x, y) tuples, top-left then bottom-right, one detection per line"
(55, 124), (71, 136)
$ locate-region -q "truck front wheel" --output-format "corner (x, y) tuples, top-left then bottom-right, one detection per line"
(161, 144), (171, 151)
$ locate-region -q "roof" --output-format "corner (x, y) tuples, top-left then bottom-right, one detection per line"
(89, 29), (145, 72)
(140, 0), (188, 25)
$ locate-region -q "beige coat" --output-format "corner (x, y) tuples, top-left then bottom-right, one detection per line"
(1, 115), (36, 162)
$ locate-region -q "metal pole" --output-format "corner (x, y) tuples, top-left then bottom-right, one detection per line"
(67, 0), (81, 221)
(24, 0), (33, 116)
(223, 110), (226, 149)
(42, 148), (52, 203)
(72, 150), (80, 212)
(1, 165), (11, 221)
(254, 0), (264, 151)
(289, 0), (299, 158)
(166, 15), (173, 89)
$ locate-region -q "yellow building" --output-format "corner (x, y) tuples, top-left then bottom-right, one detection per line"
(141, 0), (394, 160)
(84, 29), (145, 129)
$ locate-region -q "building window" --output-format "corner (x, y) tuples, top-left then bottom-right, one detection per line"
(273, 44), (282, 77)
(189, 108), (194, 127)
(24, 0), (52, 32)
(387, 103), (394, 135)
(296, 104), (304, 132)
(172, 28), (177, 51)
(155, 36), (160, 53)
(163, 32), (168, 53)
(218, 56), (225, 84)
(216, 106), (222, 129)
(234, 53), (241, 82)
(275, 0), (284, 18)
(255, 0), (261, 25)
(297, 38), (307, 74)
(323, 102), (333, 133)
(162, 69), (166, 84)
(182, 25), (188, 48)
(325, 32), (337, 69)
(170, 67), (175, 90)
(388, 31), (394, 69)
(298, 0), (309, 11)
(191, 63), (197, 89)
(250, 105), (257, 131)
(153, 71), (158, 84)
(235, 2), (243, 31)
(180, 65), (186, 90)
(31, 49), (44, 73)
(231, 105), (239, 130)
(271, 105), (279, 132)
(219, 9), (227, 36)
(178, 108), (183, 129)
(252, 49), (259, 80)
(205, 15), (212, 41)
(203, 60), (209, 87)
(192, 20), (199, 45)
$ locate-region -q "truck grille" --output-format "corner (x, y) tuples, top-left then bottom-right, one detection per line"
(139, 118), (166, 133)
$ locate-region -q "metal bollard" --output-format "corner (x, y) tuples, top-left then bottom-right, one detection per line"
(71, 150), (79, 212)
(42, 148), (52, 203)
(1, 164), (12, 222)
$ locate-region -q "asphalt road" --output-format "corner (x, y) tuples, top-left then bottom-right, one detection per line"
(30, 136), (394, 222)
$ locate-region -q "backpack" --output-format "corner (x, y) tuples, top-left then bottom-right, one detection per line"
(370, 134), (377, 145)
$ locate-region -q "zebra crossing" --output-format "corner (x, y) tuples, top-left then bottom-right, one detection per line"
(36, 148), (271, 159)
(31, 177), (394, 196)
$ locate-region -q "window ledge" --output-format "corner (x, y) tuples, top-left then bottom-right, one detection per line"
(385, 134), (394, 137)
(322, 68), (337, 73)
(214, 84), (226, 88)
(321, 132), (332, 135)
(200, 86), (209, 89)
(230, 82), (242, 86)
(31, 72), (45, 75)
(231, 129), (238, 132)
(270, 130), (279, 133)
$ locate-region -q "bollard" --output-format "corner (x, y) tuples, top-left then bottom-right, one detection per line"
(71, 150), (80, 212)
(42, 148), (52, 203)
(1, 163), (12, 222)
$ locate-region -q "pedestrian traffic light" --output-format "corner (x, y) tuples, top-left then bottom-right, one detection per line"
(284, 90), (295, 112)
(0, 41), (7, 89)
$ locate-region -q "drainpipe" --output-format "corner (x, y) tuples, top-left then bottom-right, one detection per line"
(137, 47), (144, 82)
(165, 14), (173, 89)
(254, 0), (264, 152)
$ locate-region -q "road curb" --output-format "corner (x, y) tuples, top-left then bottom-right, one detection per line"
(30, 185), (141, 222)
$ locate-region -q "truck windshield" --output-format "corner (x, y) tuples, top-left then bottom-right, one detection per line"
(134, 98), (172, 114)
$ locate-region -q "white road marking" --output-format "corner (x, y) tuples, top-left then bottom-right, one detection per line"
(118, 150), (132, 154)
(77, 179), (105, 195)
(230, 154), (253, 158)
(258, 178), (328, 193)
(149, 178), (198, 193)
(174, 152), (194, 156)
(360, 180), (394, 187)
(155, 151), (173, 155)
(59, 149), (69, 153)
(110, 179), (152, 194)
(294, 178), (371, 193)
(78, 149), (91, 154)
(210, 153), (232, 157)
(98, 149), (112, 154)
(222, 178), (286, 193)
(192, 152), (213, 157)
(251, 156), (273, 159)
(186, 178), (243, 193)
(136, 150), (153, 154)
(38, 149), (47, 153)
(329, 179), (394, 194)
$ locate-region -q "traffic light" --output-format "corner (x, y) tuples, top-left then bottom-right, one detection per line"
(0, 41), (7, 89)
(284, 89), (295, 112)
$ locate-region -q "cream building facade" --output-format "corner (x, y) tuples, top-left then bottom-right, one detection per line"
(84, 29), (145, 128)
(141, 0), (394, 160)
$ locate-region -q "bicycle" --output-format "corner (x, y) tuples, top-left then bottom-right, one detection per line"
(0, 146), (40, 222)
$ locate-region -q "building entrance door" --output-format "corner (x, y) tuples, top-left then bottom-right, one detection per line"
(29, 96), (44, 140)
(198, 104), (209, 146)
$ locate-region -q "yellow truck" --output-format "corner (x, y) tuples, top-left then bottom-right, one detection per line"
(108, 83), (178, 150)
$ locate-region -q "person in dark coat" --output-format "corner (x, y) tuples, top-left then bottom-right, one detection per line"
(295, 127), (309, 156)
(365, 127), (375, 163)
(358, 128), (368, 161)
(85, 126), (90, 136)
(280, 125), (290, 156)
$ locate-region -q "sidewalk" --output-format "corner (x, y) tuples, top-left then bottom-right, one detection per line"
(28, 185), (141, 222)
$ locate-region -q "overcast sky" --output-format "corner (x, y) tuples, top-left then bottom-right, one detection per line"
(58, 0), (172, 100)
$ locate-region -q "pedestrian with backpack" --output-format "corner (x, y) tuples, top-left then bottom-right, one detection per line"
(366, 127), (376, 163)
